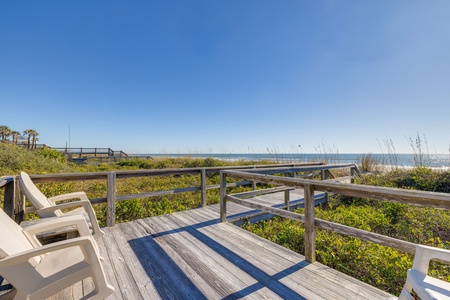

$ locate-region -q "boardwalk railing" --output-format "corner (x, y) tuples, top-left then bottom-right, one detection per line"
(1, 162), (361, 227)
(219, 169), (450, 262)
(52, 147), (129, 157)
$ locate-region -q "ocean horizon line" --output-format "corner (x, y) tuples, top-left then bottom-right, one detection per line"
(128, 153), (450, 168)
(130, 152), (449, 155)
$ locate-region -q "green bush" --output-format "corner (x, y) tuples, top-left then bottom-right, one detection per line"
(243, 167), (450, 295)
(116, 158), (155, 169)
(0, 143), (70, 174)
(355, 167), (450, 193)
(36, 147), (66, 163)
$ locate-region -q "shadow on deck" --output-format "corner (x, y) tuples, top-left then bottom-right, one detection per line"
(51, 191), (394, 299)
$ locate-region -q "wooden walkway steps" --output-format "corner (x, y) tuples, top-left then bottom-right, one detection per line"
(49, 189), (393, 299)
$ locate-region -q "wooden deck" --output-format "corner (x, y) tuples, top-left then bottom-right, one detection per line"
(50, 190), (394, 299)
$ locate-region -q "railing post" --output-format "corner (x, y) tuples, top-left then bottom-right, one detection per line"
(304, 183), (316, 263)
(252, 181), (257, 190)
(4, 178), (15, 219)
(201, 169), (207, 207)
(15, 178), (25, 224)
(350, 167), (355, 183)
(284, 189), (290, 211)
(220, 171), (227, 222)
(107, 172), (116, 227)
(321, 170), (329, 202)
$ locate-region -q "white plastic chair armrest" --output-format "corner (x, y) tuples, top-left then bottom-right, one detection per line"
(413, 245), (450, 274)
(38, 200), (93, 214)
(47, 191), (88, 204)
(36, 200), (104, 239)
(0, 235), (113, 299)
(0, 236), (94, 268)
(22, 215), (91, 248)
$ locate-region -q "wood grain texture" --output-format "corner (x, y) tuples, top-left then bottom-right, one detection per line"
(3, 179), (14, 219)
(201, 169), (207, 207)
(107, 172), (116, 227)
(304, 184), (316, 263)
(220, 171), (227, 222)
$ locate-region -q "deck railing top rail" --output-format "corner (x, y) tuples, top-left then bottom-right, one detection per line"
(222, 169), (450, 209)
(219, 169), (450, 263)
(0, 176), (14, 188)
(3, 162), (353, 226)
(24, 162), (326, 183)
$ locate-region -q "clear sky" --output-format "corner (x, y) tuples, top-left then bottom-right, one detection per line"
(1, 1), (449, 154)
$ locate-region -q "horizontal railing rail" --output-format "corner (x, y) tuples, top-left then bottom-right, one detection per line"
(1, 162), (358, 227)
(234, 163), (360, 175)
(219, 169), (450, 262)
(51, 147), (129, 157)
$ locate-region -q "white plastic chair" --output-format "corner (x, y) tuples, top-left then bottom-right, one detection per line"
(19, 172), (104, 239)
(398, 244), (450, 300)
(0, 209), (114, 300)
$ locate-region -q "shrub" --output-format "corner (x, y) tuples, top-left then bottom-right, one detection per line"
(36, 147), (66, 163)
(0, 143), (70, 174)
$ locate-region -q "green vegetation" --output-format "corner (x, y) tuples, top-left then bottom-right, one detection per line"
(0, 143), (71, 174)
(242, 168), (450, 296)
(0, 143), (259, 225)
(2, 142), (450, 296)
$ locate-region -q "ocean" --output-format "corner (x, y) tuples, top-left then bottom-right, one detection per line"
(137, 153), (450, 169)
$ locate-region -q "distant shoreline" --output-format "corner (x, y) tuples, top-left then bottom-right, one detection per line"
(130, 153), (450, 169)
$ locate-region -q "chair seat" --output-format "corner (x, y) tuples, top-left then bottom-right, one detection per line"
(63, 207), (87, 217)
(64, 210), (93, 227)
(36, 246), (85, 277)
(408, 270), (450, 300)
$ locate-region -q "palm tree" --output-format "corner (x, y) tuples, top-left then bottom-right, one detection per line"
(32, 131), (39, 149)
(0, 125), (11, 141)
(11, 131), (21, 144)
(23, 129), (34, 149)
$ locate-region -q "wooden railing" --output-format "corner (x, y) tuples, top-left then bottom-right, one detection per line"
(51, 147), (129, 157)
(0, 176), (16, 219)
(219, 169), (450, 262)
(1, 162), (359, 226)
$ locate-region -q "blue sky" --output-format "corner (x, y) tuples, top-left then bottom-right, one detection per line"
(1, 1), (450, 154)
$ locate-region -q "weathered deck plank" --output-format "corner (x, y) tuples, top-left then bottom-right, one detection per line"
(140, 215), (276, 300)
(53, 189), (393, 299)
(187, 209), (387, 299)
(181, 209), (352, 299)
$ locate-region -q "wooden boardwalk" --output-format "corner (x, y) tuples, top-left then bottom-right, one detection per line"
(50, 190), (394, 299)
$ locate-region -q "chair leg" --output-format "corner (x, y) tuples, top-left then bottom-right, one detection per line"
(89, 267), (115, 300)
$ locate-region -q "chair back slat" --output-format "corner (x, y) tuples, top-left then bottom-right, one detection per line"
(0, 209), (39, 265)
(19, 172), (54, 212)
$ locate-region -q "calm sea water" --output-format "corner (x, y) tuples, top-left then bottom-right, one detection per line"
(136, 153), (450, 169)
